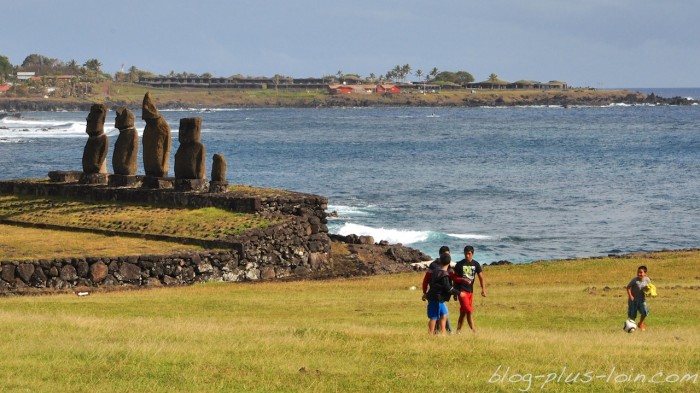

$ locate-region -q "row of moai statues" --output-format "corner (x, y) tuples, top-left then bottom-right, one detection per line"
(80, 92), (228, 192)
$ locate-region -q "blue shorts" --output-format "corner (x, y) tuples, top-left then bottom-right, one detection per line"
(628, 299), (649, 319)
(427, 300), (448, 320)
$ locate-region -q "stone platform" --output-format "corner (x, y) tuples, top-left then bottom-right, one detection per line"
(0, 177), (331, 294)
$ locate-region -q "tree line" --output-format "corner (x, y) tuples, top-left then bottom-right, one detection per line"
(3, 53), (481, 84)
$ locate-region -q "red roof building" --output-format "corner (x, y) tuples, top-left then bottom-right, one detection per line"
(327, 83), (400, 95)
(376, 84), (400, 94)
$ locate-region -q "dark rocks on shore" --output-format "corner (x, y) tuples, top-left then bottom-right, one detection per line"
(484, 260), (513, 266)
(328, 233), (432, 276)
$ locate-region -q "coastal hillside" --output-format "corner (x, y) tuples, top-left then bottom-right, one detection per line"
(0, 82), (689, 111)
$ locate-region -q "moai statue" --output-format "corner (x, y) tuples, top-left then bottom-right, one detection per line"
(211, 153), (227, 182)
(82, 103), (109, 174)
(141, 92), (171, 177)
(209, 153), (229, 193)
(174, 117), (206, 179)
(112, 107), (139, 176)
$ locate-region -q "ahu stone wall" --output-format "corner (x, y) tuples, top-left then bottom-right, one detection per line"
(0, 179), (331, 295)
(1, 214), (330, 295)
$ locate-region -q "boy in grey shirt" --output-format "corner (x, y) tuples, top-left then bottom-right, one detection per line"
(626, 265), (651, 331)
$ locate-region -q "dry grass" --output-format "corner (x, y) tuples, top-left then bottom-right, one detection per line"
(0, 223), (203, 260)
(103, 83), (328, 107)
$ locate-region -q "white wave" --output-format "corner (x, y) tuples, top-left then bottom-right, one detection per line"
(0, 117), (76, 128)
(0, 116), (135, 139)
(66, 122), (87, 134)
(161, 108), (242, 112)
(336, 222), (429, 244)
(0, 138), (25, 144)
(327, 204), (375, 217)
(447, 233), (493, 240)
(0, 120), (90, 138)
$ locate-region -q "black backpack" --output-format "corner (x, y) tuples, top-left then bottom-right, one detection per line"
(428, 269), (455, 302)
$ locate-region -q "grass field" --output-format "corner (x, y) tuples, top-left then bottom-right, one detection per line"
(1, 250), (697, 392)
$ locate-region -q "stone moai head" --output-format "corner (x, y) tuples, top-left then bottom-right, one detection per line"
(178, 117), (202, 143)
(86, 103), (107, 136)
(211, 153), (227, 182)
(114, 107), (135, 130)
(142, 92), (160, 120)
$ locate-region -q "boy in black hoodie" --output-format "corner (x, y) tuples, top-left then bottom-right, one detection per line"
(423, 253), (456, 335)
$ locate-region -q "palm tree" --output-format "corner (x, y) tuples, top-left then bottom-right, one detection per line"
(67, 59), (79, 74)
(83, 59), (102, 73)
(128, 66), (139, 83)
(415, 69), (424, 93)
(401, 64), (411, 82)
(429, 67), (439, 81)
(391, 65), (401, 82)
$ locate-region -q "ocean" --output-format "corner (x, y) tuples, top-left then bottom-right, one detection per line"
(1, 97), (699, 263)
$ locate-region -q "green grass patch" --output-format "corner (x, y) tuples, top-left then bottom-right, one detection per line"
(227, 184), (299, 197)
(0, 195), (282, 244)
(0, 250), (697, 392)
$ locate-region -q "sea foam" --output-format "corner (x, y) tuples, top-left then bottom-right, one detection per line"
(335, 223), (430, 244)
(447, 233), (493, 240)
(0, 118), (88, 138)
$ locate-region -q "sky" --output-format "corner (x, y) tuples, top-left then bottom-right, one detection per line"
(3, 0), (699, 88)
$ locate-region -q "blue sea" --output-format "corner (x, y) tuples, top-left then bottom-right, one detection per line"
(1, 95), (699, 263)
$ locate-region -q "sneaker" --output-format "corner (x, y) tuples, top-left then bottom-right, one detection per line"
(638, 322), (646, 331)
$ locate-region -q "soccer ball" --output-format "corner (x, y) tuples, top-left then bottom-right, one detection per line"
(623, 319), (637, 333)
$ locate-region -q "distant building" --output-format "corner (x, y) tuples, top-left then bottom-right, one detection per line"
(469, 78), (568, 90)
(508, 80), (539, 89)
(16, 72), (35, 80)
(376, 84), (401, 94)
(26, 75), (78, 84)
(327, 84), (356, 94)
(540, 80), (568, 89)
(137, 76), (329, 90)
(327, 83), (400, 95)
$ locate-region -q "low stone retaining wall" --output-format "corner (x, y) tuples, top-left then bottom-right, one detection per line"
(1, 214), (331, 295)
(0, 178), (331, 295)
(0, 178), (328, 222)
